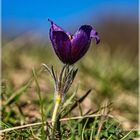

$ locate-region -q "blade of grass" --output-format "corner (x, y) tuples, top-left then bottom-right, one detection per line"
(77, 101), (83, 116)
(107, 134), (113, 140)
(0, 114), (114, 133)
(62, 89), (92, 117)
(4, 79), (33, 106)
(120, 127), (136, 140)
(0, 121), (18, 134)
(95, 100), (109, 140)
(62, 90), (76, 109)
(78, 122), (83, 137)
(30, 127), (41, 140)
(90, 116), (98, 140)
(32, 68), (45, 140)
(82, 118), (89, 140)
(4, 68), (43, 107)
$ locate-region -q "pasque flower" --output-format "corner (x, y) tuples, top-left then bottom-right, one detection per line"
(49, 19), (100, 64)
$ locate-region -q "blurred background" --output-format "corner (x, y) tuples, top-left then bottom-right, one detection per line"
(2, 0), (138, 130)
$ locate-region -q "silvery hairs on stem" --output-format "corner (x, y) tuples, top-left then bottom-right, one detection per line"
(42, 64), (78, 102)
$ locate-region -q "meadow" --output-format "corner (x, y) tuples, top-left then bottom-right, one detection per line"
(1, 20), (139, 139)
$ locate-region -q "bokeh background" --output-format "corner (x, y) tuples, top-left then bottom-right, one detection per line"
(2, 0), (138, 130)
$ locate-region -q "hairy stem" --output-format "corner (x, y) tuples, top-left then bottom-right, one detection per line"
(52, 94), (61, 126)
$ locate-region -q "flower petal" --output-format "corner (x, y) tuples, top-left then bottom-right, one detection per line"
(80, 25), (100, 44)
(90, 30), (100, 44)
(71, 26), (92, 63)
(50, 30), (72, 63)
(48, 19), (71, 37)
(48, 19), (64, 32)
(79, 25), (93, 38)
(48, 20), (100, 64)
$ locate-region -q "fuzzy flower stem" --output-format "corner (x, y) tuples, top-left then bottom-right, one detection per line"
(52, 94), (61, 126)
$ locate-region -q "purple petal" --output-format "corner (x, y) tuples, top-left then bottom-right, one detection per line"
(48, 19), (64, 32)
(50, 30), (71, 63)
(71, 25), (92, 63)
(48, 19), (71, 37)
(48, 19), (100, 64)
(79, 25), (93, 38)
(90, 29), (100, 44)
(80, 25), (100, 44)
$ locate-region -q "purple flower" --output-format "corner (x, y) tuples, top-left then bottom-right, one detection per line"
(48, 19), (100, 64)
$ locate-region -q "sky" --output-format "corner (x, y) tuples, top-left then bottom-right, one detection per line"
(2, 0), (138, 37)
